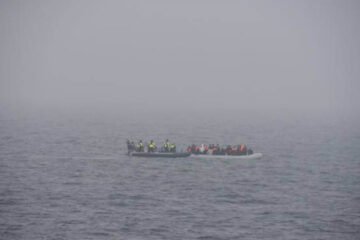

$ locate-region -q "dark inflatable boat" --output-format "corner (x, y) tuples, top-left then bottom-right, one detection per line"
(129, 152), (191, 158)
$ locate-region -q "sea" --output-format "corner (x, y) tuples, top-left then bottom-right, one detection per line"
(0, 110), (359, 240)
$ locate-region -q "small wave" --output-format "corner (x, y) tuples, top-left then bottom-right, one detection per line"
(109, 201), (128, 207)
(197, 235), (222, 240)
(62, 181), (82, 186)
(0, 198), (22, 206)
(58, 219), (86, 225)
(87, 232), (112, 237)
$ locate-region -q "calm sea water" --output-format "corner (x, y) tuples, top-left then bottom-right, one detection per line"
(0, 111), (359, 240)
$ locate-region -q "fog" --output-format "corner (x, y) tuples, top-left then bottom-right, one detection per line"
(1, 0), (359, 120)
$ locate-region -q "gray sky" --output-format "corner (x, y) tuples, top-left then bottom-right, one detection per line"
(1, 0), (359, 118)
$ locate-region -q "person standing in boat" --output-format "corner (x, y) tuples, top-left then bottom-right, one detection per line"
(147, 140), (157, 152)
(169, 142), (176, 153)
(126, 139), (135, 154)
(163, 139), (170, 152)
(137, 140), (144, 152)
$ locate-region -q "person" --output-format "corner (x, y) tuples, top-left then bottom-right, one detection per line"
(199, 144), (205, 153)
(225, 145), (232, 155)
(126, 139), (135, 154)
(126, 139), (131, 154)
(169, 143), (176, 152)
(137, 140), (144, 152)
(195, 145), (200, 154)
(199, 144), (208, 154)
(147, 140), (157, 152)
(216, 144), (220, 151)
(163, 139), (170, 152)
(187, 145), (192, 153)
(212, 144), (221, 155)
(239, 144), (247, 155)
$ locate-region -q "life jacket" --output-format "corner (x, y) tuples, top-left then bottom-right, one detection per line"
(136, 142), (144, 152)
(163, 142), (169, 151)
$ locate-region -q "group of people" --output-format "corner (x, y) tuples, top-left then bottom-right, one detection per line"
(127, 140), (254, 156)
(126, 139), (176, 154)
(187, 144), (253, 156)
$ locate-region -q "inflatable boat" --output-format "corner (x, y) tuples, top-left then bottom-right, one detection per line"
(129, 152), (191, 158)
(190, 152), (263, 160)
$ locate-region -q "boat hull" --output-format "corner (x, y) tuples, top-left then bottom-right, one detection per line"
(129, 152), (191, 158)
(190, 153), (263, 160)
